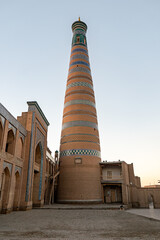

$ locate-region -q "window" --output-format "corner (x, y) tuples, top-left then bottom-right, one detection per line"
(77, 36), (80, 43)
(75, 158), (82, 164)
(107, 171), (112, 179)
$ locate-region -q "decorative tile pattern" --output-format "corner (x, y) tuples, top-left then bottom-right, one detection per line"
(64, 99), (95, 108)
(8, 123), (16, 136)
(70, 54), (89, 62)
(0, 114), (5, 127)
(15, 166), (22, 175)
(3, 161), (12, 174)
(69, 67), (91, 75)
(66, 81), (93, 90)
(38, 142), (44, 201)
(60, 149), (101, 157)
(73, 30), (86, 36)
(70, 61), (90, 68)
(25, 112), (35, 202)
(62, 120), (98, 130)
(71, 48), (88, 55)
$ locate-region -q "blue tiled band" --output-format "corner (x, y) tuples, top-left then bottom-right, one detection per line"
(70, 54), (89, 62)
(71, 48), (88, 55)
(62, 120), (98, 130)
(70, 61), (90, 68)
(66, 81), (93, 90)
(64, 99), (95, 108)
(60, 149), (101, 157)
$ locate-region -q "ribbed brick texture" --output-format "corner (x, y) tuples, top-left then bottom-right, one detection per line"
(57, 20), (102, 203)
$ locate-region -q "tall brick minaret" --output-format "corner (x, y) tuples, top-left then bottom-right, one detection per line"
(57, 19), (102, 203)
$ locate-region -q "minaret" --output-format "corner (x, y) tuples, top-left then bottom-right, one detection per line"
(57, 19), (102, 203)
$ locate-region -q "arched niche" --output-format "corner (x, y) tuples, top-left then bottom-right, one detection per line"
(5, 129), (15, 155)
(13, 171), (21, 210)
(16, 137), (23, 159)
(32, 142), (43, 206)
(2, 167), (11, 210)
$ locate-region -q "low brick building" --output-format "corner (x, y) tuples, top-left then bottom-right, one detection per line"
(100, 161), (160, 208)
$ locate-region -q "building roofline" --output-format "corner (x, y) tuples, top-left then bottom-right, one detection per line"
(27, 101), (49, 126)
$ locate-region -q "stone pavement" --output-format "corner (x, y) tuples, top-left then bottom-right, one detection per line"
(41, 203), (125, 210)
(0, 205), (160, 239)
(127, 208), (160, 221)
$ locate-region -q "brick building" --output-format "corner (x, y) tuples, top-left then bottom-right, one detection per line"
(0, 101), (53, 213)
(100, 161), (160, 208)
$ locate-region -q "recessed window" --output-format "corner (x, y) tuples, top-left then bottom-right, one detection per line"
(77, 37), (80, 43)
(107, 171), (112, 179)
(75, 158), (82, 164)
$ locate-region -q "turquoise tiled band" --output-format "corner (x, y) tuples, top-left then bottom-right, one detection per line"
(66, 81), (93, 90)
(71, 48), (88, 55)
(62, 120), (98, 130)
(60, 149), (101, 157)
(64, 99), (95, 108)
(70, 61), (90, 68)
(69, 67), (91, 75)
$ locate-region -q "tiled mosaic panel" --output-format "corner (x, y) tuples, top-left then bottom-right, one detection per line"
(67, 81), (93, 90)
(64, 99), (95, 108)
(3, 161), (12, 174)
(15, 166), (22, 175)
(73, 30), (86, 35)
(60, 149), (101, 157)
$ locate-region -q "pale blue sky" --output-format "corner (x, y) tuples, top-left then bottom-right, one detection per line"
(0, 0), (160, 186)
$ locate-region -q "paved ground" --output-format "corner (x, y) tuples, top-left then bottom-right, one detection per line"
(0, 206), (160, 240)
(127, 208), (160, 221)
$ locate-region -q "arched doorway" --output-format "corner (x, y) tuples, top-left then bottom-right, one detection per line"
(5, 129), (15, 155)
(16, 137), (23, 158)
(32, 142), (42, 206)
(2, 167), (11, 211)
(149, 194), (154, 209)
(13, 171), (21, 210)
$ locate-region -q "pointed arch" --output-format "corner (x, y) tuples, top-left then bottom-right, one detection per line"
(5, 129), (15, 155)
(13, 171), (21, 210)
(2, 167), (11, 210)
(16, 137), (23, 158)
(35, 142), (42, 164)
(149, 194), (155, 209)
(32, 141), (43, 206)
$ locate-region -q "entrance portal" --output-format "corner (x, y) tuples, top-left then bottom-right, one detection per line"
(104, 185), (122, 203)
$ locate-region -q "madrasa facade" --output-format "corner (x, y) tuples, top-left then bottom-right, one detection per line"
(0, 19), (160, 213)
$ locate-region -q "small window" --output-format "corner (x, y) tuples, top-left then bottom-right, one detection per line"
(77, 37), (80, 43)
(107, 171), (112, 179)
(75, 158), (82, 164)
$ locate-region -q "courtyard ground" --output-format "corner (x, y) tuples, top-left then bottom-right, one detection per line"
(0, 205), (160, 240)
